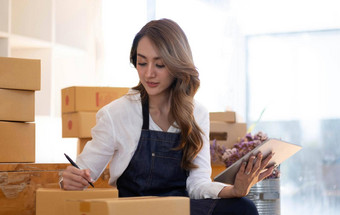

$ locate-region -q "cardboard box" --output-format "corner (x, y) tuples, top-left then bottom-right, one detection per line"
(0, 163), (112, 215)
(0, 121), (35, 162)
(0, 57), (41, 90)
(65, 196), (190, 215)
(0, 88), (35, 122)
(210, 121), (247, 149)
(77, 138), (92, 155)
(36, 188), (119, 215)
(209, 111), (236, 123)
(211, 164), (226, 180)
(61, 86), (129, 113)
(62, 112), (96, 138)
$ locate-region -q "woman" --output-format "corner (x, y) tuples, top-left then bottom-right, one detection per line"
(61, 18), (274, 215)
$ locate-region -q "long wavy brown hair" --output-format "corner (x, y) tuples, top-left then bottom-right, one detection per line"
(130, 19), (203, 170)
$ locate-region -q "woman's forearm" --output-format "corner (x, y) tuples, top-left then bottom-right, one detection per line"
(218, 185), (238, 198)
(218, 185), (250, 198)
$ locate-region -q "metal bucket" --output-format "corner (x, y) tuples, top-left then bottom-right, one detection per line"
(246, 178), (281, 215)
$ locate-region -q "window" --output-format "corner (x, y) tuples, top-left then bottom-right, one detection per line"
(247, 30), (340, 214)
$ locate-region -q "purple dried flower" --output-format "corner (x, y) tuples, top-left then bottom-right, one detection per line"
(210, 131), (280, 179)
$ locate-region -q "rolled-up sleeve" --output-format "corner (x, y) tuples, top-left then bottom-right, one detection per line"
(77, 107), (116, 181)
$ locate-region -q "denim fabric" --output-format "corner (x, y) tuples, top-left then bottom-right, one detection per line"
(212, 197), (259, 215)
(191, 198), (259, 215)
(116, 128), (188, 197)
(191, 199), (218, 215)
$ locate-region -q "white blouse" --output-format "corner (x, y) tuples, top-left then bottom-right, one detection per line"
(77, 89), (226, 199)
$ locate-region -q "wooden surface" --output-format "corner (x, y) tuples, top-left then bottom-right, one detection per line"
(0, 163), (227, 214)
(0, 163), (111, 215)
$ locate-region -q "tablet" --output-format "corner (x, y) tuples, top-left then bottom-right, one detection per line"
(213, 138), (302, 184)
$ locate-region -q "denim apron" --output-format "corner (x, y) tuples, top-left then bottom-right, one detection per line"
(116, 98), (218, 214)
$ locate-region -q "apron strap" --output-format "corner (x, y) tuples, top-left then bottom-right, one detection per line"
(142, 97), (149, 130)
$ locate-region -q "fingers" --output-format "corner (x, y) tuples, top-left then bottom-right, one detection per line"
(244, 152), (263, 175)
(83, 169), (93, 182)
(238, 152), (274, 182)
(252, 153), (263, 173)
(61, 166), (92, 190)
(258, 165), (275, 181)
(261, 152), (274, 169)
(70, 167), (93, 183)
(243, 152), (273, 176)
(244, 155), (256, 175)
(63, 178), (87, 190)
(239, 161), (247, 174)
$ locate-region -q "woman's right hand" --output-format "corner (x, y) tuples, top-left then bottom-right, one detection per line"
(61, 166), (93, 190)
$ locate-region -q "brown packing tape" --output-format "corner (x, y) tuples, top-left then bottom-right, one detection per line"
(80, 202), (91, 213)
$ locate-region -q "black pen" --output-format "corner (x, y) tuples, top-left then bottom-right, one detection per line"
(64, 153), (94, 187)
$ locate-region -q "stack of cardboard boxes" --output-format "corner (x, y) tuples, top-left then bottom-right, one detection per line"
(0, 56), (40, 163)
(0, 58), (116, 215)
(209, 111), (247, 179)
(61, 86), (129, 154)
(0, 56), (42, 214)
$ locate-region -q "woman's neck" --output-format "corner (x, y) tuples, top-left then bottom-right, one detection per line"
(148, 91), (171, 114)
(148, 91), (174, 131)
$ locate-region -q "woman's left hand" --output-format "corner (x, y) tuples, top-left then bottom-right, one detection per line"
(232, 152), (275, 197)
(218, 152), (275, 198)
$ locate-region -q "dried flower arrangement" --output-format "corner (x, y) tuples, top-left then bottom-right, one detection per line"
(210, 131), (280, 179)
